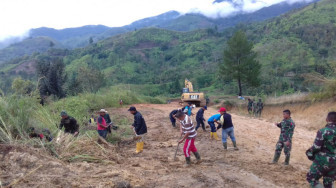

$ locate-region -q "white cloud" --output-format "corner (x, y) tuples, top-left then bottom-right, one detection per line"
(0, 0), (314, 41)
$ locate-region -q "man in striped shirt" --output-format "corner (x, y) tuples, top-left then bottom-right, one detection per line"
(175, 111), (201, 166)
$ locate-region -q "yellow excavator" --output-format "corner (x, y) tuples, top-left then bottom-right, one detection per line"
(181, 79), (206, 107)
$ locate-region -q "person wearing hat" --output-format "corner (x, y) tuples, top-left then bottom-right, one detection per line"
(128, 106), (147, 154)
(195, 106), (207, 131)
(97, 109), (109, 139)
(59, 110), (79, 136)
(216, 107), (238, 150)
(100, 109), (115, 133)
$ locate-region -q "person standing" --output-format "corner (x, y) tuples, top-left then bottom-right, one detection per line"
(169, 109), (179, 128)
(119, 99), (123, 107)
(97, 109), (108, 139)
(100, 109), (114, 133)
(256, 99), (264, 118)
(271, 109), (295, 165)
(59, 111), (79, 136)
(216, 107), (238, 150)
(129, 106), (147, 154)
(175, 111), (201, 166)
(207, 113), (221, 140)
(306, 112), (336, 188)
(247, 98), (253, 116)
(195, 106), (207, 131)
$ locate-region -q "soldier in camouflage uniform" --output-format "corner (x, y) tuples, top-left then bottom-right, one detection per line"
(255, 99), (264, 118)
(271, 109), (295, 165)
(247, 98), (253, 116)
(306, 112), (336, 188)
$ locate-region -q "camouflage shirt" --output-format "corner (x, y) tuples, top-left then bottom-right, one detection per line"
(308, 124), (336, 158)
(248, 101), (253, 108)
(277, 118), (295, 142)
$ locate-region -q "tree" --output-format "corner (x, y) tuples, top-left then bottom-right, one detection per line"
(219, 30), (261, 96)
(89, 37), (93, 44)
(11, 77), (34, 95)
(36, 56), (66, 98)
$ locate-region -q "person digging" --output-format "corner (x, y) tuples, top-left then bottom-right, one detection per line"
(175, 111), (201, 167)
(129, 106), (147, 154)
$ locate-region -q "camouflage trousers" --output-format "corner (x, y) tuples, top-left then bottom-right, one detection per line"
(307, 156), (336, 188)
(275, 140), (291, 157)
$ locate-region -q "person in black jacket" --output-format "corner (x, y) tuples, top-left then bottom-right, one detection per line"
(216, 108), (238, 151)
(59, 111), (79, 136)
(169, 109), (179, 128)
(129, 106), (147, 154)
(195, 106), (207, 131)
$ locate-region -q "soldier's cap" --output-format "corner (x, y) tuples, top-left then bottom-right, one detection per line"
(128, 106), (137, 111)
(60, 110), (67, 116)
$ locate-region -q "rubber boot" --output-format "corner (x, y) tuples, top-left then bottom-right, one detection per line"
(210, 132), (213, 139)
(193, 152), (202, 164)
(223, 142), (227, 150)
(213, 132), (220, 141)
(184, 157), (191, 167)
(271, 152), (280, 164)
(135, 142), (142, 154)
(140, 142), (144, 152)
(233, 141), (239, 150)
(283, 155), (290, 165)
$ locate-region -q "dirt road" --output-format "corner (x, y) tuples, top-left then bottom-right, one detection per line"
(1, 102), (319, 187)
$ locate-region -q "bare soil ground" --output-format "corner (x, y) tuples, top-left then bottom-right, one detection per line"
(1, 102), (320, 187)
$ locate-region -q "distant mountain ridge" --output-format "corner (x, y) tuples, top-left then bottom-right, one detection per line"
(0, 0), (319, 64)
(24, 0), (320, 48)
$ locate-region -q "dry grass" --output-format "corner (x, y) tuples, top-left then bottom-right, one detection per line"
(261, 99), (336, 131)
(265, 93), (308, 105)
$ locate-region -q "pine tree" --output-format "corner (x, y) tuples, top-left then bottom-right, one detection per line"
(219, 30), (261, 96)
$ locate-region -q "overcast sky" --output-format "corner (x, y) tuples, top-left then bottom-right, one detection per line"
(0, 0), (312, 41)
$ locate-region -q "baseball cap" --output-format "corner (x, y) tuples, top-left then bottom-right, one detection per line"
(218, 107), (226, 112)
(128, 106), (137, 111)
(203, 106), (207, 110)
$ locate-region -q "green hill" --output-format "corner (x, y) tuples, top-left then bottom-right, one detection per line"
(0, 0), (334, 97)
(0, 37), (61, 65)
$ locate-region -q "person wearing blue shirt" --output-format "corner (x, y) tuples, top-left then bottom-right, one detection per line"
(184, 102), (193, 116)
(208, 113), (222, 140)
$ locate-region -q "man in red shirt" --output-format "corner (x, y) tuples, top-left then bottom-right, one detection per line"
(97, 109), (108, 139)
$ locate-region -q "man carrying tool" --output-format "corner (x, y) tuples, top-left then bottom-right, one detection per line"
(195, 106), (207, 131)
(306, 112), (336, 188)
(207, 113), (221, 141)
(271, 109), (295, 165)
(59, 111), (79, 136)
(216, 107), (238, 150)
(100, 109), (116, 134)
(169, 109), (179, 128)
(97, 109), (108, 139)
(175, 111), (201, 166)
(129, 106), (147, 154)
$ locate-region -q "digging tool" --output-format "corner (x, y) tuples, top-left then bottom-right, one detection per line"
(174, 135), (183, 160)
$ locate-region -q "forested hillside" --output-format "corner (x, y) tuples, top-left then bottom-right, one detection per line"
(0, 0), (334, 97)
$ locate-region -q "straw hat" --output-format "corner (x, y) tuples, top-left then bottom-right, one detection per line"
(98, 109), (108, 113)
